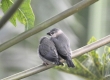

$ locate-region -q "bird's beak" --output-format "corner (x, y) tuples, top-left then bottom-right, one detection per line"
(47, 32), (51, 36)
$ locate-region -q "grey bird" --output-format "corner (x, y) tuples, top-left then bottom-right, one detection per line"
(39, 36), (63, 65)
(47, 28), (75, 68)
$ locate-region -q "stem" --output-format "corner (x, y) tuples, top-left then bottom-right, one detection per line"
(0, 0), (24, 29)
(1, 35), (110, 80)
(0, 0), (98, 52)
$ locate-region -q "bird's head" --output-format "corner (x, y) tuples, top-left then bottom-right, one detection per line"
(47, 28), (63, 37)
(40, 36), (48, 44)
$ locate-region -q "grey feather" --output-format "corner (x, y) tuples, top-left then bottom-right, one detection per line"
(47, 28), (75, 67)
(38, 37), (63, 65)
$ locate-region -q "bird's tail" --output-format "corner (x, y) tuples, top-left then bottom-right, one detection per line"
(66, 58), (75, 68)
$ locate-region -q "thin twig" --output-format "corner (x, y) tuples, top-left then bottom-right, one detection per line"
(0, 0), (98, 52)
(0, 0), (24, 29)
(1, 35), (110, 80)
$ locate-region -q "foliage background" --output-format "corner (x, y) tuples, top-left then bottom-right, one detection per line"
(0, 0), (110, 80)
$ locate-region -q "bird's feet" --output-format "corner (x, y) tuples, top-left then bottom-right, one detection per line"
(43, 62), (49, 66)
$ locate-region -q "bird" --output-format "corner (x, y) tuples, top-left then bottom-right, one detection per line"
(38, 36), (63, 66)
(47, 28), (75, 68)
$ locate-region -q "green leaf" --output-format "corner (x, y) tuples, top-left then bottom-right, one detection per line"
(1, 0), (35, 30)
(1, 0), (16, 26)
(19, 0), (35, 30)
(88, 50), (102, 77)
(55, 54), (100, 80)
(102, 46), (110, 80)
(87, 36), (97, 45)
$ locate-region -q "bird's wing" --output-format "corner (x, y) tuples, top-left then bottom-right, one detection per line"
(51, 38), (68, 56)
(39, 44), (58, 62)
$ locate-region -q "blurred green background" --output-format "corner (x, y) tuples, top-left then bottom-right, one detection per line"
(0, 0), (110, 80)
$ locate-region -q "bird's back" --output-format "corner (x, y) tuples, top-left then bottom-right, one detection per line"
(51, 34), (71, 59)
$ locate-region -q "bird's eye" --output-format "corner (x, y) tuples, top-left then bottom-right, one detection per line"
(52, 32), (54, 34)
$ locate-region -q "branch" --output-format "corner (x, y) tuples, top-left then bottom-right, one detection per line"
(1, 35), (110, 80)
(0, 0), (25, 29)
(0, 0), (98, 52)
